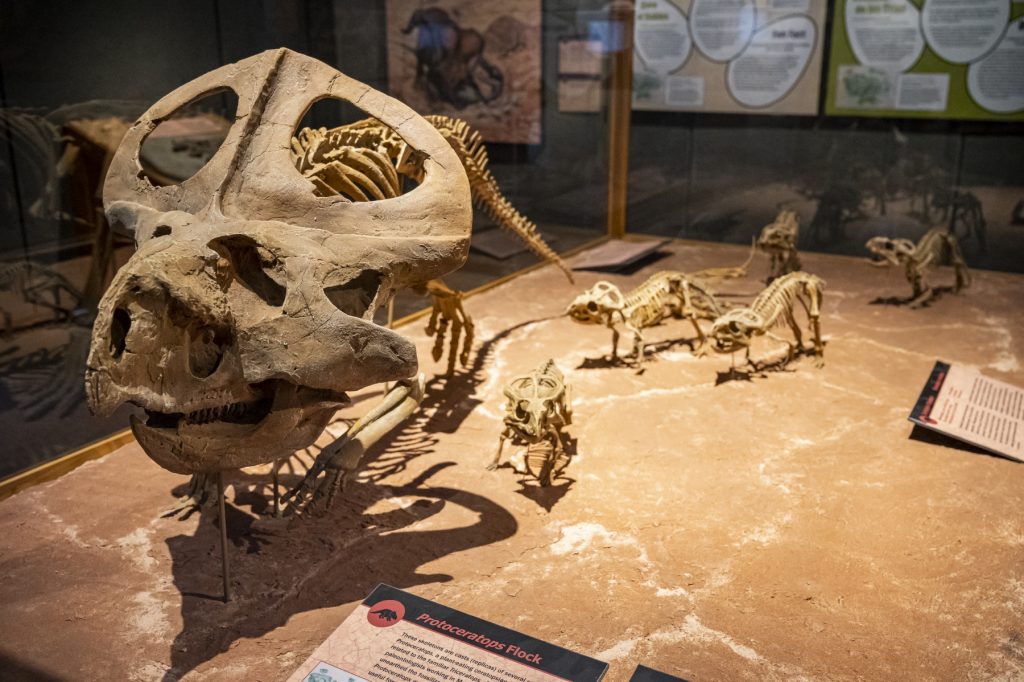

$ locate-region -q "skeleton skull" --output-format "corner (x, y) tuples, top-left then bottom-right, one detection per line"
(757, 210), (799, 251)
(85, 49), (471, 475)
(709, 308), (764, 354)
(865, 236), (914, 266)
(566, 281), (625, 324)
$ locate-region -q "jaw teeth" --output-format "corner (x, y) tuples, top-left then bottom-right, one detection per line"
(189, 402), (247, 424)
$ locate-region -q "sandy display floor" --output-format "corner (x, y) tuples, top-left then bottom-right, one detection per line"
(1, 240), (1022, 681)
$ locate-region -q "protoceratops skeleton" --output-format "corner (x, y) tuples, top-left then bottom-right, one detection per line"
(489, 359), (572, 486)
(566, 271), (728, 365)
(710, 271), (825, 368)
(85, 49), (472, 515)
(757, 209), (802, 282)
(865, 228), (970, 307)
(292, 115), (571, 373)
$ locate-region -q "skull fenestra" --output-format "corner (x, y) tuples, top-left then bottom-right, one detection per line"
(85, 49), (471, 504)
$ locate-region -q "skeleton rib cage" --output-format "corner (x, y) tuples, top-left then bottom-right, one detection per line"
(711, 271), (826, 367)
(292, 115), (573, 282)
(622, 271), (724, 329)
(747, 272), (823, 330)
(568, 270), (725, 364)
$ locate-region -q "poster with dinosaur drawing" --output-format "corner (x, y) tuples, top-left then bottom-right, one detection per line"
(386, 0), (542, 144)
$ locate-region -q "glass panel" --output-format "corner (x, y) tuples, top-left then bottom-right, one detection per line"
(0, 0), (612, 479)
(629, 113), (1024, 276)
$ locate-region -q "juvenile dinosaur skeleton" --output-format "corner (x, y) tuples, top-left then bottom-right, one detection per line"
(85, 49), (472, 515)
(710, 271), (825, 368)
(293, 114), (571, 372)
(488, 358), (573, 486)
(865, 228), (970, 307)
(566, 271), (725, 365)
(757, 209), (802, 282)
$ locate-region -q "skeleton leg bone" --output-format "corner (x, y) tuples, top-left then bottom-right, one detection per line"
(489, 428), (512, 470)
(459, 312), (475, 367)
(283, 375), (426, 516)
(688, 316), (710, 356)
(764, 329), (797, 365)
(808, 290), (824, 368)
(163, 472), (218, 516)
(431, 317), (449, 363)
(447, 317), (463, 375)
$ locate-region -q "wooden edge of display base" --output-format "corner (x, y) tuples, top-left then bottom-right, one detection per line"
(0, 429), (135, 502)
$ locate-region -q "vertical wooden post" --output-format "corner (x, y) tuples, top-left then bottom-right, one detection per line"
(606, 1), (635, 239)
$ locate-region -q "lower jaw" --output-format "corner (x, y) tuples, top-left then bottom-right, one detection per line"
(130, 382), (348, 474)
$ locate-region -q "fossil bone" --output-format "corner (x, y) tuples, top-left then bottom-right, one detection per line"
(757, 209), (802, 282)
(414, 279), (475, 375)
(293, 115), (572, 282)
(292, 114), (570, 373)
(567, 271), (725, 365)
(488, 359), (572, 486)
(85, 49), (471, 511)
(865, 228), (970, 307)
(710, 271), (825, 368)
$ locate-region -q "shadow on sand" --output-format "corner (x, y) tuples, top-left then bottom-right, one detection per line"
(714, 345), (824, 385)
(869, 285), (957, 308)
(159, 317), (557, 679)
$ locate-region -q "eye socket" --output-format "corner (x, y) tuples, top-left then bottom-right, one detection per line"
(586, 301), (598, 312)
(188, 326), (228, 379)
(728, 321), (740, 333)
(325, 270), (383, 318)
(209, 235), (286, 307)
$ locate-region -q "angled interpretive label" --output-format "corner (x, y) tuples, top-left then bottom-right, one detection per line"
(287, 584), (608, 682)
(910, 361), (1024, 463)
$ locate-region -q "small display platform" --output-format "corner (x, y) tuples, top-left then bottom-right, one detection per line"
(0, 239), (1022, 681)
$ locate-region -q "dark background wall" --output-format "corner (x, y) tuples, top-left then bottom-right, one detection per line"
(0, 0), (613, 478)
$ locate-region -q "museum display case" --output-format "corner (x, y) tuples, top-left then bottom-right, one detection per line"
(0, 2), (1022, 681)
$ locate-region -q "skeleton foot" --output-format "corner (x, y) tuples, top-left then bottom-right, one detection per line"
(283, 375), (425, 517)
(908, 288), (934, 309)
(163, 473), (218, 517)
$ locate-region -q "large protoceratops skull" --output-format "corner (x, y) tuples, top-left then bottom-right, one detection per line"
(86, 49), (471, 475)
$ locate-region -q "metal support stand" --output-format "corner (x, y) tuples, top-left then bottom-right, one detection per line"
(271, 459), (281, 517)
(217, 471), (231, 603)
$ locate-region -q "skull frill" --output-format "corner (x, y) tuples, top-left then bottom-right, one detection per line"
(85, 50), (471, 492)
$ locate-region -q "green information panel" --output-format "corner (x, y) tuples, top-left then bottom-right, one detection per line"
(826, 0), (1024, 120)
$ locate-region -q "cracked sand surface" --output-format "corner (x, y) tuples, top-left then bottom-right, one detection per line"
(1, 240), (1022, 681)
